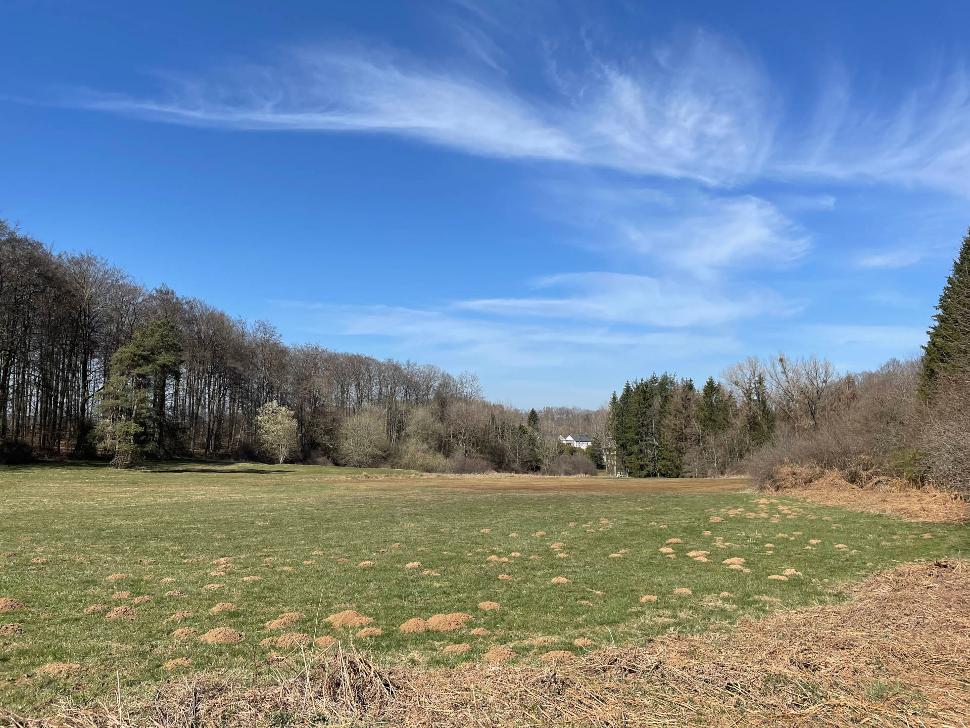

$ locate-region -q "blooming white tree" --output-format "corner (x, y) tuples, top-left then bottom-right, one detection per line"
(256, 400), (299, 464)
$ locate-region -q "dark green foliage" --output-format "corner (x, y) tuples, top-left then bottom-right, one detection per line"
(96, 319), (183, 467)
(610, 373), (686, 477)
(585, 436), (605, 469)
(922, 227), (970, 396)
(527, 408), (540, 431)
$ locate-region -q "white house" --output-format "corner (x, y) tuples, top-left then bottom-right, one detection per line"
(558, 433), (593, 450)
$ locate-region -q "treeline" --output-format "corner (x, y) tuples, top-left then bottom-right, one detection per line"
(609, 228), (970, 493)
(0, 220), (602, 469)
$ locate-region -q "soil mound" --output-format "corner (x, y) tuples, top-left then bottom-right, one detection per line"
(326, 610), (373, 628)
(199, 628), (243, 645)
(426, 613), (472, 632)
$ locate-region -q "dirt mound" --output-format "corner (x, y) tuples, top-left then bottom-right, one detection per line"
(327, 610), (373, 628)
(550, 576), (571, 585)
(482, 645), (516, 664)
(314, 635), (337, 649)
(357, 627), (383, 638)
(132, 595), (152, 605)
(638, 594), (657, 603)
(426, 613), (472, 632)
(262, 632), (310, 649)
(83, 604), (105, 615)
(171, 628), (197, 639)
(163, 658), (192, 671)
(767, 465), (970, 522)
(573, 637), (594, 648)
(104, 606), (135, 621)
(265, 611), (303, 630)
(477, 601), (500, 611)
(0, 623), (22, 636)
(111, 591), (130, 600)
(441, 643), (470, 655)
(104, 573), (129, 582)
(208, 602), (235, 615)
(199, 628), (244, 645)
(35, 662), (81, 677)
(0, 598), (25, 613)
(399, 618), (428, 634)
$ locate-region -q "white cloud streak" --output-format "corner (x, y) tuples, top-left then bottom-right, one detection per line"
(72, 33), (774, 186)
(458, 272), (794, 326)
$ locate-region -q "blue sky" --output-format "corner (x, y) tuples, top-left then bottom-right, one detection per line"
(3, 1), (970, 408)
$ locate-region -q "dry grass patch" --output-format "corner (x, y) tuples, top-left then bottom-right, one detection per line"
(326, 610), (373, 629)
(35, 662), (81, 678)
(262, 632), (310, 649)
(767, 465), (970, 523)
(163, 658), (192, 671)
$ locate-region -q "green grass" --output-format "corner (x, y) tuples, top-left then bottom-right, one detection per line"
(1, 463), (967, 713)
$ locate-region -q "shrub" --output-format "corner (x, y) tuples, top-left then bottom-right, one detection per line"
(542, 452), (597, 476)
(444, 453), (492, 474)
(0, 440), (33, 465)
(393, 440), (446, 473)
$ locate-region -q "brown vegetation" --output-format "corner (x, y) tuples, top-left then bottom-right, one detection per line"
(9, 560), (966, 727)
(766, 465), (969, 523)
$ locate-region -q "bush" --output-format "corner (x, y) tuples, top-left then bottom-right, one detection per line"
(542, 452), (598, 476)
(393, 440), (446, 472)
(0, 440), (33, 465)
(923, 377), (970, 495)
(444, 453), (493, 474)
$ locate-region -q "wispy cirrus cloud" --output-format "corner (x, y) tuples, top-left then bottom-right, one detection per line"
(458, 271), (796, 326)
(778, 65), (970, 197)
(276, 300), (744, 374)
(540, 183), (810, 275)
(69, 32), (774, 186)
(855, 247), (925, 269)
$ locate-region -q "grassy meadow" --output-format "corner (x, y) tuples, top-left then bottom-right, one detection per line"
(1, 463), (967, 713)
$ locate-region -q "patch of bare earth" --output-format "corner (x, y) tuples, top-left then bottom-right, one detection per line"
(199, 628), (243, 645)
(767, 465), (969, 523)
(10, 560), (968, 727)
(34, 663), (81, 678)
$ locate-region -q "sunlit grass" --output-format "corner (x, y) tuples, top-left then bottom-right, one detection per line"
(1, 463), (966, 712)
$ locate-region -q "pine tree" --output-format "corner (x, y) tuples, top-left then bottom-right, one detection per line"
(527, 408), (540, 431)
(96, 319), (183, 467)
(922, 227), (970, 396)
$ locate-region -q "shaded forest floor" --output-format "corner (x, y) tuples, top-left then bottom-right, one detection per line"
(1, 463), (967, 721)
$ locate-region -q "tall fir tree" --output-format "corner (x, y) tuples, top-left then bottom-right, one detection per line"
(96, 319), (183, 467)
(922, 227), (970, 396)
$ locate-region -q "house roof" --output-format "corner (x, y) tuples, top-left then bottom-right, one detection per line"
(571, 433), (592, 442)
